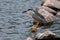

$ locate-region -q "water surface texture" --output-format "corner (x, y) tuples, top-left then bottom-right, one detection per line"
(0, 0), (60, 40)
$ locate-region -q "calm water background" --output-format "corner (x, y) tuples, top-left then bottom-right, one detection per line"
(0, 0), (60, 40)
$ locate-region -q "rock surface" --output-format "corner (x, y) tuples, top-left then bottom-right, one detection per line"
(43, 0), (60, 9)
(36, 6), (56, 14)
(35, 31), (60, 39)
(36, 8), (55, 23)
(56, 12), (60, 17)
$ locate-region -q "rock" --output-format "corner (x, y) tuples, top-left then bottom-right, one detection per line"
(36, 6), (57, 15)
(26, 36), (33, 40)
(43, 0), (60, 9)
(35, 31), (57, 39)
(56, 12), (60, 17)
(36, 8), (55, 23)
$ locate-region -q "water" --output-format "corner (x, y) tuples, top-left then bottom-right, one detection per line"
(0, 0), (60, 40)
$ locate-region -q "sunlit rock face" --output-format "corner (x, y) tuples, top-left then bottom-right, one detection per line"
(36, 7), (55, 23)
(36, 6), (57, 15)
(43, 0), (60, 9)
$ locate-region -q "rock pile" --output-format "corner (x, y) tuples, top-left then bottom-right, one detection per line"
(25, 0), (60, 40)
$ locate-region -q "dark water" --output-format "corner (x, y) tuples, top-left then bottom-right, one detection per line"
(0, 0), (60, 40)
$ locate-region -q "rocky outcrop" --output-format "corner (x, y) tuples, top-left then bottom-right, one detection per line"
(26, 0), (60, 40)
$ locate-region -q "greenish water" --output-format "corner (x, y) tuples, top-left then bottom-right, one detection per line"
(0, 0), (60, 40)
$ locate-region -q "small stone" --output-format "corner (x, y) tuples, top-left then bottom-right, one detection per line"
(56, 12), (60, 17)
(26, 37), (33, 40)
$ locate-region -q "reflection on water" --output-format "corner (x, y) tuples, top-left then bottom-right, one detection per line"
(0, 0), (60, 40)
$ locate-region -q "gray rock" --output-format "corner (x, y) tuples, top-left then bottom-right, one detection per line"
(56, 12), (60, 17)
(35, 31), (60, 39)
(36, 6), (57, 15)
(36, 8), (55, 23)
(43, 0), (60, 9)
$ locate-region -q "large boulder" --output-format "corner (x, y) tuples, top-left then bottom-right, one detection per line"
(36, 6), (57, 15)
(36, 7), (55, 23)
